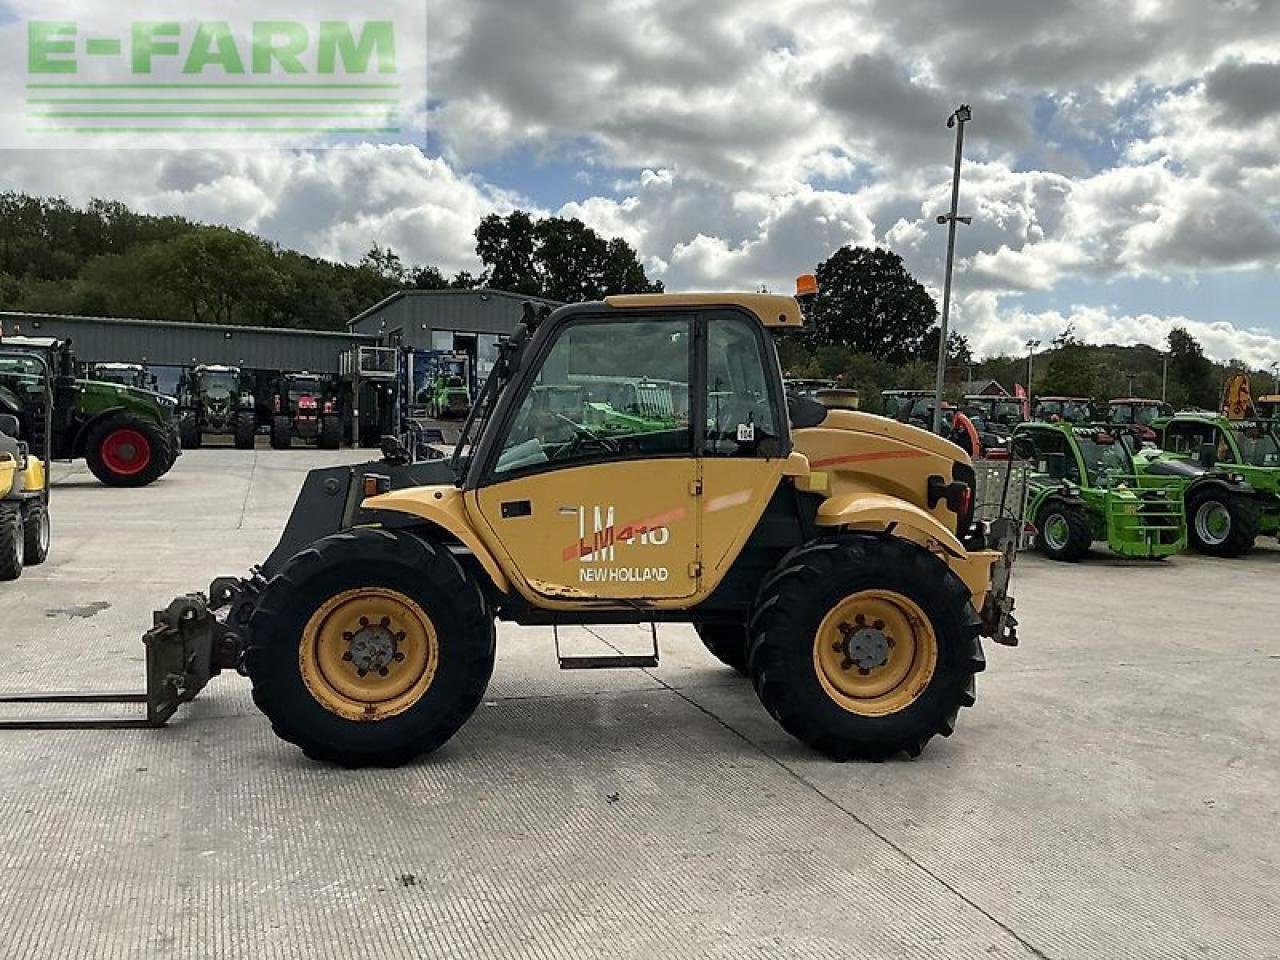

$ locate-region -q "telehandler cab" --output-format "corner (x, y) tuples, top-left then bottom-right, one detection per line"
(9, 290), (1022, 764)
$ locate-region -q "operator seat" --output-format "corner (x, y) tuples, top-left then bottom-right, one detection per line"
(0, 413), (23, 462)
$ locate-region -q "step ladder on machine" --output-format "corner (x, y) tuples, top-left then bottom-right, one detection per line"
(554, 622), (660, 670)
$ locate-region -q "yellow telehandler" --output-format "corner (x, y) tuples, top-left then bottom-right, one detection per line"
(3, 285), (1021, 760)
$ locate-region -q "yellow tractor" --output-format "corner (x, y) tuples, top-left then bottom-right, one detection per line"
(0, 347), (54, 580)
(105, 288), (1021, 761)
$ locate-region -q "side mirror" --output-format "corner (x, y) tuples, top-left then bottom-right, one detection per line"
(1199, 442), (1217, 469)
(0, 413), (19, 438)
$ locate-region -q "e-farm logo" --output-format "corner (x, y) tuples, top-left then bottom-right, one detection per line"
(17, 13), (420, 143)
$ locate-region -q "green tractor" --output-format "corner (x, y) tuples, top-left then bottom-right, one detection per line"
(1143, 412), (1280, 553)
(420, 354), (472, 420)
(86, 362), (159, 394)
(0, 337), (179, 487)
(178, 365), (258, 450)
(1014, 421), (1185, 562)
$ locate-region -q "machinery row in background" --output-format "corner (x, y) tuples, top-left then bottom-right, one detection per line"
(866, 377), (1280, 565)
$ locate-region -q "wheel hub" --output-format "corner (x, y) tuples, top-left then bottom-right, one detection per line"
(342, 617), (407, 676)
(300, 587), (439, 722)
(813, 590), (938, 717)
(837, 618), (892, 673)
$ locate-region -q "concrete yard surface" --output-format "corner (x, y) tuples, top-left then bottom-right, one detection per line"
(0, 450), (1277, 959)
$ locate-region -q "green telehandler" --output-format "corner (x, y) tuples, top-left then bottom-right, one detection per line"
(1014, 421), (1185, 561)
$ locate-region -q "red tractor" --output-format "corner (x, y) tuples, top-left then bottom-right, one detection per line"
(270, 373), (342, 451)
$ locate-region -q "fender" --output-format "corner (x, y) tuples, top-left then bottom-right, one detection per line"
(951, 412), (982, 458)
(1186, 475), (1255, 498)
(68, 405), (128, 457)
(815, 491), (967, 558)
(363, 485), (511, 593)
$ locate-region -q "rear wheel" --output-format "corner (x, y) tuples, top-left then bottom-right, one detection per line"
(747, 536), (984, 761)
(318, 415), (342, 451)
(84, 414), (172, 487)
(21, 499), (49, 566)
(1035, 499), (1092, 562)
(270, 415), (292, 450)
(694, 623), (748, 675)
(0, 504), (23, 580)
(233, 412), (257, 450)
(1187, 489), (1258, 557)
(179, 415), (201, 450)
(245, 528), (495, 767)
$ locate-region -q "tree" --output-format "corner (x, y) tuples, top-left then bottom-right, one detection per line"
(474, 211), (660, 301)
(474, 211), (540, 296)
(360, 243), (408, 285)
(806, 246), (937, 365)
(1167, 326), (1219, 409)
(1039, 326), (1099, 397)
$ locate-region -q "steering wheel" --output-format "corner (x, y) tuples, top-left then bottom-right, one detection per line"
(554, 413), (619, 457)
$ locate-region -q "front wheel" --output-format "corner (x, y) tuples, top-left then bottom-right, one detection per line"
(233, 412), (257, 450)
(21, 499), (50, 566)
(1035, 499), (1092, 562)
(84, 414), (173, 487)
(748, 536), (984, 761)
(270, 415), (292, 450)
(244, 528), (495, 767)
(318, 415), (342, 451)
(0, 504), (23, 580)
(1187, 490), (1258, 557)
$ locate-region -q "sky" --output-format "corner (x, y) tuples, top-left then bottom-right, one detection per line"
(1, 0), (1279, 364)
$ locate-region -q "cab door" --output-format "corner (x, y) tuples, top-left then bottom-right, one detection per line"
(470, 313), (700, 601)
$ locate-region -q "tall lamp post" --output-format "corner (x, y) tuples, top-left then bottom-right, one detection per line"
(931, 104), (973, 434)
(1025, 338), (1040, 403)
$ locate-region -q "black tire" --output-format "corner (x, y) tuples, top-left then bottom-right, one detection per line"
(233, 412), (257, 450)
(244, 528), (496, 767)
(21, 499), (50, 566)
(1034, 498), (1092, 562)
(270, 415), (292, 450)
(0, 503), (23, 581)
(84, 414), (173, 487)
(695, 623), (748, 676)
(179, 415), (201, 450)
(747, 536), (984, 761)
(1186, 489), (1258, 557)
(318, 415), (342, 451)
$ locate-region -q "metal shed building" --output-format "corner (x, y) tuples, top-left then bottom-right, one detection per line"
(348, 289), (560, 382)
(0, 311), (376, 373)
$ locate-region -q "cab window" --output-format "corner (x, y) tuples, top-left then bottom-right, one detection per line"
(1026, 430), (1081, 484)
(492, 316), (692, 476)
(1164, 421), (1218, 458)
(703, 314), (781, 457)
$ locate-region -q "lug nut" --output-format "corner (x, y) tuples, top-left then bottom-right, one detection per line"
(393, 651), (406, 662)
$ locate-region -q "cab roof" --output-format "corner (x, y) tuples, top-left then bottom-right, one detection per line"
(604, 292), (803, 329)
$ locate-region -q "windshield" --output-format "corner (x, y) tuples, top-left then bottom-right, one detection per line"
(198, 371), (240, 393)
(1039, 400), (1091, 422)
(288, 378), (323, 400)
(1233, 423), (1280, 467)
(1077, 434), (1133, 485)
(0, 355), (47, 378)
(990, 400), (1023, 422)
(882, 395), (909, 418)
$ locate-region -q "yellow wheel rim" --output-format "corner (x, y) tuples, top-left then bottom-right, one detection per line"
(813, 590), (938, 717)
(299, 587), (439, 722)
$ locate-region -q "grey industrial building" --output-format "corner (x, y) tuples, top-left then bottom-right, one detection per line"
(0, 288), (551, 445)
(348, 288), (559, 383)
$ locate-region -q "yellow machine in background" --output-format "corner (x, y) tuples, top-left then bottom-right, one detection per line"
(133, 283), (1022, 766)
(0, 348), (54, 580)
